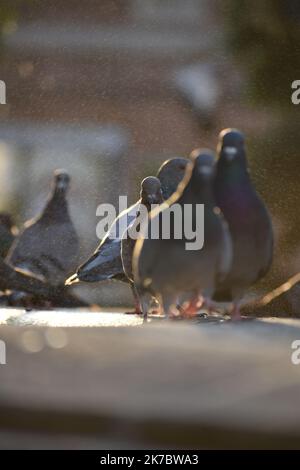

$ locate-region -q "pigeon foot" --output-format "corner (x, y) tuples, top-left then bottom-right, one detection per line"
(230, 303), (242, 321)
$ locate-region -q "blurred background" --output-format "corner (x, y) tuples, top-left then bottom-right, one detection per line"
(0, 0), (299, 306)
(2, 0), (300, 452)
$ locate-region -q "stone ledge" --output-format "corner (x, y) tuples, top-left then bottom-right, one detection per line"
(1, 316), (300, 448)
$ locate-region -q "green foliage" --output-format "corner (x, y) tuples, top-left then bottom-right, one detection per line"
(223, 0), (300, 106)
(0, 1), (35, 51)
(223, 1), (300, 283)
(0, 2), (19, 35)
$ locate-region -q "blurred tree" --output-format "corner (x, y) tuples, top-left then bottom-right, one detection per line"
(223, 0), (300, 285)
(0, 3), (18, 46)
(224, 0), (300, 107)
(0, 1), (34, 52)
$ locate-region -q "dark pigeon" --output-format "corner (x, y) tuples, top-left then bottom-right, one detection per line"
(213, 128), (273, 319)
(0, 212), (18, 258)
(133, 150), (232, 319)
(66, 158), (188, 286)
(7, 169), (79, 286)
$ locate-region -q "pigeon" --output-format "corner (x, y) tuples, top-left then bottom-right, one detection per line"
(66, 158), (188, 286)
(213, 128), (273, 319)
(0, 257), (62, 298)
(156, 157), (188, 200)
(0, 212), (18, 258)
(122, 176), (164, 282)
(121, 177), (163, 313)
(66, 201), (139, 285)
(7, 169), (79, 286)
(0, 256), (89, 308)
(133, 150), (232, 319)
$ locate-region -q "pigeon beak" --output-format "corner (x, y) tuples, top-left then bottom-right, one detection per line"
(198, 165), (213, 177)
(147, 194), (160, 205)
(56, 180), (67, 190)
(223, 146), (237, 161)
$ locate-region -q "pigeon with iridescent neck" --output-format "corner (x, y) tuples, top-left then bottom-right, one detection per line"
(213, 129), (273, 319)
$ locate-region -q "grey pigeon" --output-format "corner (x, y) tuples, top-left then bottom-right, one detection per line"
(66, 158), (188, 286)
(133, 150), (232, 319)
(7, 169), (79, 286)
(213, 128), (273, 319)
(66, 201), (139, 285)
(0, 212), (18, 258)
(121, 177), (163, 313)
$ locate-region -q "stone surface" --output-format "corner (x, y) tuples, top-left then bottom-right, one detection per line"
(1, 311), (300, 448)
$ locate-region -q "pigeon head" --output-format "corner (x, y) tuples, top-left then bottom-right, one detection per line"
(218, 128), (246, 164)
(53, 169), (70, 193)
(190, 148), (216, 182)
(157, 157), (188, 199)
(140, 176), (163, 208)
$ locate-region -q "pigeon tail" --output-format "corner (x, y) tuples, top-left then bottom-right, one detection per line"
(65, 273), (79, 286)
